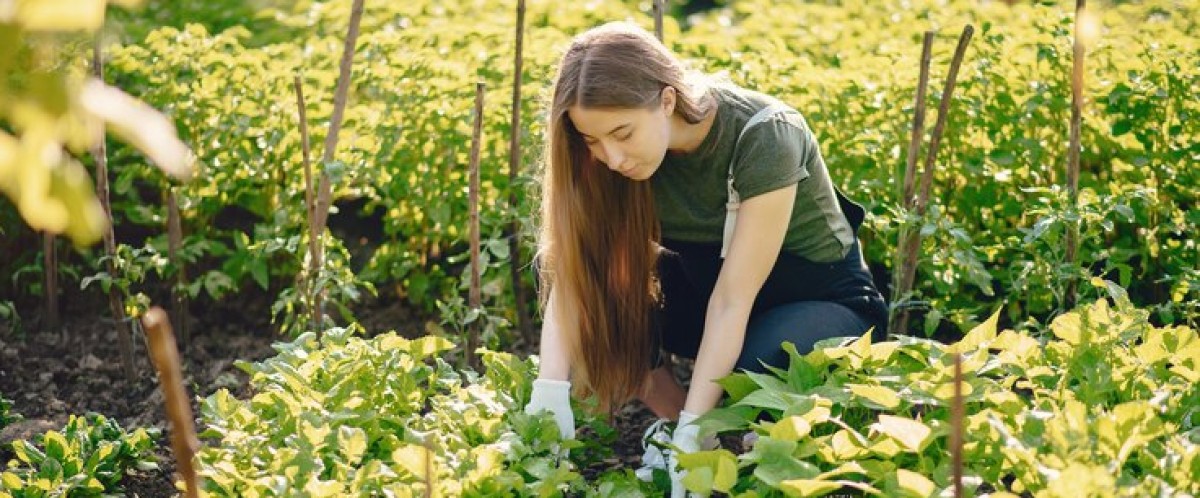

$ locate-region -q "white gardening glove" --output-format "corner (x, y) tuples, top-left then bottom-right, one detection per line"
(524, 378), (575, 441)
(669, 410), (702, 498)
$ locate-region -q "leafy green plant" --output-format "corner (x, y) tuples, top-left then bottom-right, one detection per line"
(80, 243), (169, 320)
(269, 234), (376, 337)
(0, 395), (20, 432)
(0, 413), (158, 498)
(0, 302), (21, 338)
(193, 324), (653, 496)
(683, 282), (1198, 497)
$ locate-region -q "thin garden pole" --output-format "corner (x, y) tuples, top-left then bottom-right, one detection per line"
(509, 0), (534, 347)
(951, 352), (964, 498)
(42, 232), (58, 334)
(166, 188), (189, 349)
(307, 0), (364, 335)
(653, 0), (666, 42)
(312, 0), (365, 236)
(890, 31), (934, 336)
(1064, 0), (1086, 310)
(92, 38), (137, 383)
(894, 25), (974, 336)
(468, 82), (486, 371)
(293, 74), (324, 335)
(142, 307), (201, 498)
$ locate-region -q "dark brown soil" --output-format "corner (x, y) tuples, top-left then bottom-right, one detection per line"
(0, 286), (670, 496)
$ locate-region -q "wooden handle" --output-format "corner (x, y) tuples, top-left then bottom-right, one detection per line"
(142, 307), (201, 498)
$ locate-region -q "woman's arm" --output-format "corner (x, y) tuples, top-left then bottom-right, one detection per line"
(536, 288), (573, 381)
(684, 183), (798, 414)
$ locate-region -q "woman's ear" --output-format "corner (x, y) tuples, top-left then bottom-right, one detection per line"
(661, 86), (676, 115)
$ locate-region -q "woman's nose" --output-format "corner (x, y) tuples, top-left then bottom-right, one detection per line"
(601, 142), (624, 170)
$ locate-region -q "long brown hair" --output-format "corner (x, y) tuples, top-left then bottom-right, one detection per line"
(537, 22), (716, 413)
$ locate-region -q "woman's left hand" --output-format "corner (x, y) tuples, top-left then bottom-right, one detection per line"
(669, 411), (702, 498)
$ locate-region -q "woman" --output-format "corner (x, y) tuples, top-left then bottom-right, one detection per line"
(524, 21), (887, 494)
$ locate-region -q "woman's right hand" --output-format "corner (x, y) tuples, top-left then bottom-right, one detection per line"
(524, 378), (575, 440)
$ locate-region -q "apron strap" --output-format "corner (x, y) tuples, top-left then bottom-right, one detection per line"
(722, 103), (794, 258)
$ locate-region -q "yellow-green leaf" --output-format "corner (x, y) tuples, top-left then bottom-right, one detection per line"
(895, 468), (936, 497)
(948, 308), (1000, 354)
(1050, 311), (1082, 345)
(392, 444), (433, 478)
(1, 472), (24, 491)
(779, 479), (842, 497)
(872, 415), (931, 453)
(770, 416), (812, 441)
(849, 384), (901, 410)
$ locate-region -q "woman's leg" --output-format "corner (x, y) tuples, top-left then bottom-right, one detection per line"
(734, 301), (876, 373)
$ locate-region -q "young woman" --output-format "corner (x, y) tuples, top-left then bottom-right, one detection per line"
(524, 21), (887, 494)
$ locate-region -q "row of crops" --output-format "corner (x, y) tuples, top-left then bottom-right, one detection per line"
(5, 0), (1197, 337)
(2, 0), (1198, 496)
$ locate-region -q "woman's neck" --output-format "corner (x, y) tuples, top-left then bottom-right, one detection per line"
(667, 106), (718, 154)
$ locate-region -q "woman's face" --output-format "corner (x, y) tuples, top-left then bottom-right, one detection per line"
(567, 88), (675, 181)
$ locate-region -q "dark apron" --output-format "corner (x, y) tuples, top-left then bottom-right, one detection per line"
(653, 189), (888, 363)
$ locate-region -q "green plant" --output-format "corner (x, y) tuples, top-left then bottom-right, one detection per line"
(0, 413), (158, 498)
(681, 281), (1198, 497)
(0, 395), (20, 432)
(0, 302), (21, 338)
(80, 242), (170, 320)
(193, 324), (653, 496)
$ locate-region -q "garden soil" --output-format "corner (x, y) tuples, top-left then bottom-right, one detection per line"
(0, 287), (666, 497)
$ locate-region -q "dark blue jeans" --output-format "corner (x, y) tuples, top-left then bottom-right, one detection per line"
(653, 236), (888, 373)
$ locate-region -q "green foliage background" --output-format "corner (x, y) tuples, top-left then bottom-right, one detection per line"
(3, 0), (1196, 336)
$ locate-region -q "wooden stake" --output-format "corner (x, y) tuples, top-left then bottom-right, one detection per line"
(166, 188), (189, 349)
(91, 38), (137, 383)
(893, 25), (974, 336)
(467, 82), (485, 370)
(653, 0), (666, 42)
(890, 31), (934, 336)
(294, 74), (323, 335)
(509, 0), (534, 347)
(42, 232), (58, 334)
(1064, 0), (1086, 310)
(312, 0), (366, 236)
(141, 307), (200, 498)
(951, 352), (964, 498)
(304, 0), (363, 335)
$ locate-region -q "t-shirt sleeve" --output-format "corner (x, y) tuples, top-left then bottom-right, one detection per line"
(730, 113), (816, 201)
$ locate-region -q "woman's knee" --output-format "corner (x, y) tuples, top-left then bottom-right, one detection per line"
(735, 301), (873, 373)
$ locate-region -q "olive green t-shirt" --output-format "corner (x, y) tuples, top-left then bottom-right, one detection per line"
(651, 84), (855, 263)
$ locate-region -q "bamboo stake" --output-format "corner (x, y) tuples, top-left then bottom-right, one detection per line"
(91, 38), (137, 383)
(1064, 0), (1086, 310)
(509, 0), (534, 347)
(166, 188), (189, 349)
(305, 0), (364, 334)
(893, 25), (974, 336)
(294, 74), (323, 335)
(312, 0), (366, 236)
(653, 0), (666, 42)
(467, 82), (485, 371)
(141, 307), (200, 498)
(951, 352), (964, 498)
(901, 32), (934, 210)
(42, 233), (58, 334)
(890, 32), (934, 335)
